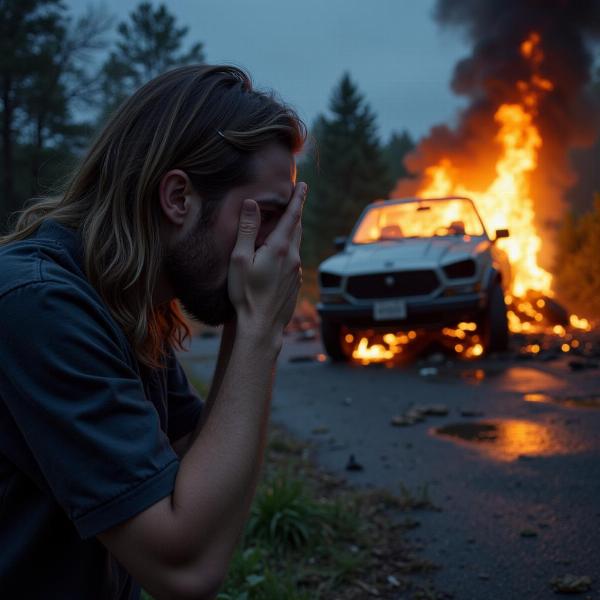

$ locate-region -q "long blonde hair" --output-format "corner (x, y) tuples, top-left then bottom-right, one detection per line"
(1, 65), (306, 368)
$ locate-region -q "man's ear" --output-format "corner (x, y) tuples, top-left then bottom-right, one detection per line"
(159, 169), (200, 226)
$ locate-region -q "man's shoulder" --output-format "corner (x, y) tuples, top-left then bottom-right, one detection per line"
(0, 226), (84, 300)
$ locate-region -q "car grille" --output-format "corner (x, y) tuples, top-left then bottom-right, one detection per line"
(346, 270), (440, 299)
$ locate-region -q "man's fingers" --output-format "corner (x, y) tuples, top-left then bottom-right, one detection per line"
(267, 182), (307, 247)
(291, 219), (302, 252)
(231, 199), (260, 261)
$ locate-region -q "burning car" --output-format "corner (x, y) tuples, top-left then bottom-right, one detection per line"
(317, 196), (511, 361)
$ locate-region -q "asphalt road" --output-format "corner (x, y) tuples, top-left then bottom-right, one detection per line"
(180, 332), (600, 600)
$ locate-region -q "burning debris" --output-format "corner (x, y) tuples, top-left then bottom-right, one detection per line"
(344, 312), (596, 366)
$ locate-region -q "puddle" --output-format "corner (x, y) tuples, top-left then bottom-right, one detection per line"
(524, 393), (600, 409)
(432, 419), (583, 461)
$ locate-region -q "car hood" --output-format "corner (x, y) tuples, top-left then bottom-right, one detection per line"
(320, 237), (488, 275)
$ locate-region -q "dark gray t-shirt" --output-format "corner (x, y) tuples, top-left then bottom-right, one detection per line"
(0, 220), (203, 598)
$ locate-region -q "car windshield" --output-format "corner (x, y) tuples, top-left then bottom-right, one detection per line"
(352, 198), (486, 244)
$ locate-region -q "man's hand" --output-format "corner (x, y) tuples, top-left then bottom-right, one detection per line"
(228, 182), (307, 342)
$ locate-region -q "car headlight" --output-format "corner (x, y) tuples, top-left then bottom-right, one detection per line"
(443, 259), (477, 279)
(319, 272), (342, 288)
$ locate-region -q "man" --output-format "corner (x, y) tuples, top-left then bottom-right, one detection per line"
(0, 65), (307, 598)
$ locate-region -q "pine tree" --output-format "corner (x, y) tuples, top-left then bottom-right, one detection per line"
(383, 129), (415, 184)
(98, 2), (205, 121)
(1, 0), (64, 220)
(0, 1), (108, 228)
(300, 73), (390, 267)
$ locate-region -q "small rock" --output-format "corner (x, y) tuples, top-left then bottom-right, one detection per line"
(296, 328), (317, 341)
(518, 454), (537, 461)
(342, 397), (353, 406)
(405, 408), (426, 422)
(391, 415), (413, 426)
(460, 409), (484, 417)
(478, 572), (490, 580)
(419, 366), (439, 377)
(520, 528), (538, 538)
(387, 575), (401, 587)
(346, 454), (364, 471)
(311, 425), (329, 434)
(420, 403), (449, 416)
(568, 360), (599, 372)
(549, 574), (592, 593)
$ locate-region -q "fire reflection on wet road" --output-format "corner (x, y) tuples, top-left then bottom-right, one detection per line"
(433, 418), (587, 462)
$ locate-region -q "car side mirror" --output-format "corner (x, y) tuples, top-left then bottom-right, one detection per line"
(495, 228), (509, 240)
(334, 236), (347, 251)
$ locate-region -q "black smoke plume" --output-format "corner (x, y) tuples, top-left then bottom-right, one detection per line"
(395, 0), (600, 263)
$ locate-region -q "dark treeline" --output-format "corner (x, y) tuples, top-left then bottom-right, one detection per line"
(0, 0), (417, 244)
(0, 0), (204, 231)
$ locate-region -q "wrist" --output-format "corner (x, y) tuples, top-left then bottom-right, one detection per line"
(235, 319), (283, 357)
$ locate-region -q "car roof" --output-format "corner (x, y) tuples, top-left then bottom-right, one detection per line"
(367, 196), (476, 209)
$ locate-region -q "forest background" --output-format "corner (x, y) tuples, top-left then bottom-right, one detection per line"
(2, 0), (599, 317)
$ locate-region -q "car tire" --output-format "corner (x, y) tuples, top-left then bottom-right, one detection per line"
(480, 281), (509, 353)
(320, 318), (349, 362)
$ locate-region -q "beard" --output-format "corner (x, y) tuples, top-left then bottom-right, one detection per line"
(163, 218), (236, 326)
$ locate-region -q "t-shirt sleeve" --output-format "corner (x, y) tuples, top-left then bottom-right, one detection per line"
(0, 281), (180, 539)
(165, 350), (204, 442)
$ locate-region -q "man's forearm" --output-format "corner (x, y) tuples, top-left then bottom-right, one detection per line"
(170, 328), (282, 574)
(198, 320), (237, 429)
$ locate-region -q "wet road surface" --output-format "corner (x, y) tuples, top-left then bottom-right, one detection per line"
(181, 333), (600, 600)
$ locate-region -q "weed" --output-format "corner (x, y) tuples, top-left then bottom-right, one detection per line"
(398, 482), (438, 510)
(218, 550), (311, 600)
(246, 471), (323, 551)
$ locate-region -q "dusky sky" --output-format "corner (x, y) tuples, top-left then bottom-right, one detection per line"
(67, 0), (469, 141)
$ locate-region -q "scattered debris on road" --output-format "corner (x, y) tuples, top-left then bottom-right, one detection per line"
(391, 404), (450, 427)
(549, 574), (592, 594)
(519, 528), (538, 538)
(346, 454), (364, 471)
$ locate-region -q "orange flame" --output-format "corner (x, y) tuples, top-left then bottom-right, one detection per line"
(419, 32), (553, 299)
(346, 34), (593, 365)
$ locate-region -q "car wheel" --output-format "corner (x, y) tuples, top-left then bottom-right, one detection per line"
(479, 281), (509, 353)
(320, 318), (349, 362)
